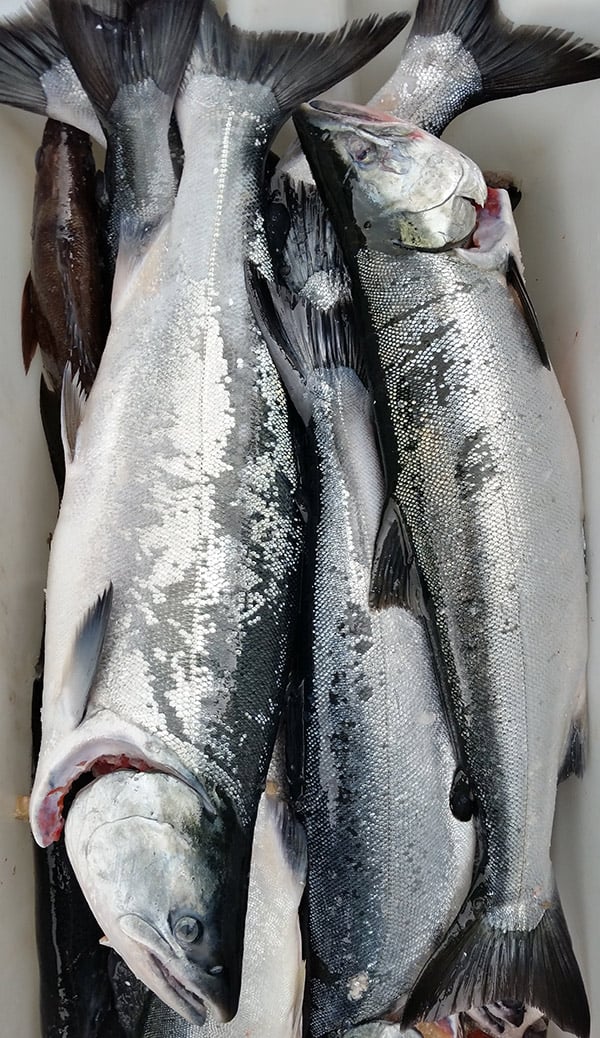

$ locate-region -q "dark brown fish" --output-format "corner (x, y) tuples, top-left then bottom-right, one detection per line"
(21, 117), (109, 492)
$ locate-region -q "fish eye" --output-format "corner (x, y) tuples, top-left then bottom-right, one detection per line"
(173, 914), (204, 946)
(347, 138), (376, 167)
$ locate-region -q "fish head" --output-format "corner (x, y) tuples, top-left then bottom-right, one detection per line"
(293, 100), (487, 255)
(64, 770), (249, 1027)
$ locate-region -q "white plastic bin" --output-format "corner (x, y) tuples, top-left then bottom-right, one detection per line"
(0, 1), (598, 1034)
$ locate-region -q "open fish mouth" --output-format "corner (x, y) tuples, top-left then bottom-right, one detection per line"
(150, 953), (208, 1027)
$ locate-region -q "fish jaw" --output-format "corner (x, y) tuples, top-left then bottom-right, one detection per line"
(293, 99), (486, 256)
(455, 187), (522, 272)
(64, 771), (248, 1024)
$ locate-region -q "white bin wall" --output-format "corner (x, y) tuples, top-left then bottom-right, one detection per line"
(0, 1), (597, 1035)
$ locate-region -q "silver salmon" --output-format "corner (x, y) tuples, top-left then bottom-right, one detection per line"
(247, 249), (474, 1034)
(294, 100), (589, 1037)
(29, 3), (410, 1024)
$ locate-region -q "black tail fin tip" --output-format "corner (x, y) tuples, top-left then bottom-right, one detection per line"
(49, 0), (202, 123)
(0, 0), (63, 114)
(195, 1), (410, 118)
(411, 0), (600, 107)
(402, 895), (590, 1038)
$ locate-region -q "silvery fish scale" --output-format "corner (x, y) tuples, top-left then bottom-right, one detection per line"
(302, 367), (473, 1035)
(31, 72), (302, 841)
(357, 242), (587, 928)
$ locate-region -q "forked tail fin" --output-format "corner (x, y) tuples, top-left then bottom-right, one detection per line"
(193, 1), (410, 129)
(402, 881), (590, 1038)
(0, 0), (103, 140)
(49, 0), (202, 257)
(374, 0), (600, 135)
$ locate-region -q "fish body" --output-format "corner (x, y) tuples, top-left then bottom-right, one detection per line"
(294, 102), (588, 1036)
(30, 4), (409, 1022)
(248, 264), (474, 1035)
(22, 117), (109, 493)
(23, 118), (107, 395)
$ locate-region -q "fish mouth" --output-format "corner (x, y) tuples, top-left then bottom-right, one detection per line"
(149, 953), (208, 1027)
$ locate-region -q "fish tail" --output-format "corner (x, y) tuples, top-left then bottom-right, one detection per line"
(267, 173), (348, 301)
(193, 1), (410, 124)
(412, 0), (600, 116)
(245, 260), (363, 427)
(49, 0), (202, 269)
(48, 0), (202, 130)
(0, 1), (62, 117)
(402, 881), (590, 1038)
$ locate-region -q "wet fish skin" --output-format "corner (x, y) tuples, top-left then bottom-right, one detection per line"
(139, 784), (307, 1038)
(294, 100), (588, 1036)
(22, 117), (109, 494)
(247, 263), (474, 1036)
(25, 117), (105, 397)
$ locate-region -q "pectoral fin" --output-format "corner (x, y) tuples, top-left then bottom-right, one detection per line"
(21, 272), (39, 373)
(506, 254), (551, 370)
(62, 584), (113, 727)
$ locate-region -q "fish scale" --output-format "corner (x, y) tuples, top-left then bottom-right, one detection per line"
(302, 367), (475, 1035)
(357, 242), (586, 911)
(246, 258), (475, 1036)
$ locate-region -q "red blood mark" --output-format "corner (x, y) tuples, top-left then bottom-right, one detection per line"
(37, 786), (68, 846)
(38, 755), (158, 845)
(475, 186), (501, 218)
(92, 755), (156, 776)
